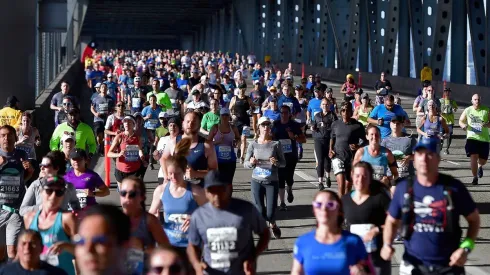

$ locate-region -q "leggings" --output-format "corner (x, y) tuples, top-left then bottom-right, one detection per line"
(314, 138), (332, 178)
(218, 161), (237, 184)
(278, 153), (298, 189)
(251, 179), (278, 224)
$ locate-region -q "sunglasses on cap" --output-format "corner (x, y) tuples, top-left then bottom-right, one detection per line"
(312, 200), (339, 211)
(149, 264), (184, 274)
(119, 190), (140, 198)
(44, 188), (66, 197)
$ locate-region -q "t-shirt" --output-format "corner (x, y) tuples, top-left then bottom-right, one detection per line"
(87, 70), (104, 87)
(272, 120), (302, 156)
(330, 119), (366, 162)
(188, 198), (267, 275)
(0, 107), (22, 128)
(263, 110), (280, 122)
(91, 95), (115, 122)
(369, 104), (409, 138)
(156, 126), (169, 138)
(277, 95), (301, 115)
(201, 112), (220, 131)
(164, 88), (185, 114)
(63, 169), (104, 208)
(50, 92), (80, 122)
(141, 106), (162, 130)
(419, 98), (441, 114)
(380, 135), (417, 178)
(463, 105), (490, 142)
(439, 98), (458, 125)
(293, 230), (368, 275)
(388, 174), (477, 266)
(307, 98), (322, 122)
(0, 261), (67, 275)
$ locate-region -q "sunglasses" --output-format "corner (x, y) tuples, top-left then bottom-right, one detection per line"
(62, 102), (72, 106)
(44, 188), (65, 197)
(116, 104), (124, 107)
(260, 123), (271, 128)
(40, 163), (52, 168)
(119, 190), (140, 198)
(280, 111), (289, 114)
(312, 200), (339, 211)
(150, 264), (183, 274)
(72, 234), (110, 246)
(340, 109), (348, 112)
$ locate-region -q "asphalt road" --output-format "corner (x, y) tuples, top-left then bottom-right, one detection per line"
(96, 80), (490, 275)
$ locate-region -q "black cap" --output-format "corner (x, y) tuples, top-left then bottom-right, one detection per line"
(67, 107), (80, 115)
(191, 89), (200, 95)
(6, 96), (19, 105)
(390, 116), (404, 123)
(69, 149), (88, 160)
(327, 88), (333, 93)
(238, 83), (247, 89)
(41, 176), (65, 188)
(295, 84), (303, 90)
(204, 170), (229, 188)
(168, 117), (181, 127)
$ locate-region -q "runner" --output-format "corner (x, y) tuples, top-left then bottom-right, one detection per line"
(439, 88), (458, 154)
(353, 93), (373, 127)
(458, 93), (490, 185)
(60, 133), (75, 171)
(262, 98), (281, 123)
(119, 176), (169, 274)
(0, 96), (22, 128)
(50, 81), (80, 127)
(381, 137), (481, 275)
(15, 113), (41, 164)
(200, 99), (221, 136)
(291, 190), (372, 275)
(23, 176), (76, 275)
(107, 115), (146, 189)
(54, 96), (74, 126)
(368, 94), (410, 139)
(245, 116), (285, 238)
(311, 98), (338, 190)
(306, 87), (324, 124)
(147, 79), (172, 111)
(155, 117), (180, 185)
(250, 80), (266, 138)
(142, 95), (163, 170)
(325, 88), (338, 114)
(353, 125), (398, 188)
(63, 149), (110, 209)
(273, 105), (306, 210)
(187, 170), (271, 275)
(127, 76), (148, 114)
(351, 89), (363, 110)
(148, 139), (207, 251)
(374, 72), (392, 105)
(417, 100), (449, 154)
(147, 246), (192, 275)
(340, 74), (358, 102)
(104, 102), (126, 141)
(0, 125), (34, 261)
(91, 83), (116, 155)
(207, 108), (240, 189)
(229, 84), (254, 163)
(277, 86), (301, 117)
(342, 162), (392, 275)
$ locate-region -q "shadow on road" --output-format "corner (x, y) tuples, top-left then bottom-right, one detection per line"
(476, 202), (490, 215)
(276, 204), (314, 221)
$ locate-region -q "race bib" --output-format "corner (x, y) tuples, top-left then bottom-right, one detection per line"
(125, 145), (140, 162)
(279, 139), (292, 154)
(470, 122), (483, 133)
(170, 98), (179, 109)
(165, 213), (189, 241)
(372, 165), (385, 180)
(397, 161), (410, 178)
(283, 102), (293, 109)
(350, 224), (377, 253)
(254, 107), (261, 114)
(206, 227), (238, 269)
(0, 175), (21, 200)
(147, 119), (159, 130)
(98, 103), (109, 114)
(16, 145), (31, 155)
(132, 98), (141, 108)
(126, 248), (144, 275)
(253, 161), (272, 179)
(217, 145), (232, 160)
(76, 189), (88, 208)
(41, 251), (59, 266)
(242, 126), (250, 137)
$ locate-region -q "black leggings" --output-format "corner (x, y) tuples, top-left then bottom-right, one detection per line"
(218, 161), (237, 184)
(314, 138), (332, 178)
(278, 154), (298, 189)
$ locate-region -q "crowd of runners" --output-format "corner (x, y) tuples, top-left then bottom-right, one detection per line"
(0, 48), (484, 275)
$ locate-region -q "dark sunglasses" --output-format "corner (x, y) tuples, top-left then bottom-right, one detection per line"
(116, 104), (124, 107)
(62, 102), (72, 106)
(44, 188), (65, 197)
(312, 200), (339, 211)
(40, 163), (52, 168)
(72, 234), (110, 246)
(150, 264), (183, 274)
(340, 109), (348, 112)
(119, 190), (140, 198)
(63, 131), (75, 136)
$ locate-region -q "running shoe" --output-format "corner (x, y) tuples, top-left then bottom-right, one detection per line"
(472, 177), (478, 185)
(279, 202), (287, 211)
(271, 224), (282, 239)
(287, 186), (294, 203)
(326, 178), (332, 188)
(444, 149), (449, 155)
(318, 182), (325, 191)
(478, 166), (483, 178)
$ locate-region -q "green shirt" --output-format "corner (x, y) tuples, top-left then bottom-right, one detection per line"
(201, 112), (220, 131)
(156, 126), (169, 138)
(147, 91), (172, 111)
(464, 105), (490, 142)
(49, 122), (97, 154)
(439, 98), (458, 125)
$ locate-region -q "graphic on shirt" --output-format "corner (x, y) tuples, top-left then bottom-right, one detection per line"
(16, 145), (31, 155)
(76, 189), (88, 208)
(125, 145), (140, 162)
(126, 248), (144, 275)
(392, 150), (409, 178)
(206, 227), (238, 269)
(279, 139), (292, 154)
(41, 235), (59, 266)
(253, 160), (272, 179)
(164, 214), (189, 241)
(468, 114), (483, 134)
(413, 195), (448, 233)
(217, 145), (232, 160)
(372, 165), (385, 180)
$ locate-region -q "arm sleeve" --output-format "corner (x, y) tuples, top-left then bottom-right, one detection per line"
(243, 142), (255, 168)
(93, 173), (105, 189)
(51, 94), (58, 106)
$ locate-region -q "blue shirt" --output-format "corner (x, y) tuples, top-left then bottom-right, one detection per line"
(307, 98), (323, 122)
(272, 120), (302, 157)
(263, 109), (280, 122)
(388, 174), (476, 266)
(104, 81), (118, 100)
(277, 95), (301, 115)
(369, 104), (408, 138)
(294, 230), (368, 275)
(141, 106), (162, 130)
(88, 70), (104, 87)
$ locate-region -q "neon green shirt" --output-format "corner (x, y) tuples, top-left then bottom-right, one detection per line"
(439, 98), (458, 125)
(155, 126), (169, 138)
(147, 91), (172, 111)
(49, 122), (97, 154)
(464, 105), (490, 142)
(201, 112), (220, 131)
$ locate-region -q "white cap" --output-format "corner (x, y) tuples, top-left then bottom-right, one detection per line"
(198, 102), (209, 109)
(258, 116), (271, 125)
(158, 112), (168, 118)
(61, 133), (75, 143)
(134, 76), (141, 82)
(200, 75), (208, 81)
(94, 82), (102, 88)
(254, 80), (260, 85)
(107, 73), (113, 78)
(220, 108), (231, 115)
(123, 115), (136, 124)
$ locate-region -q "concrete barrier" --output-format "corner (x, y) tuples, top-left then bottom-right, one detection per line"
(277, 63), (490, 107)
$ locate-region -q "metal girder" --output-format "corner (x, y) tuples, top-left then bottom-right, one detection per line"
(397, 0), (410, 77)
(365, 0), (380, 72)
(276, 0), (290, 63)
(429, 0), (452, 81)
(450, 0), (466, 84)
(291, 0), (305, 64)
(408, 0), (424, 78)
(308, 0), (322, 66)
(358, 0), (368, 72)
(219, 8), (225, 52)
(467, 0), (486, 86)
(258, 0), (267, 61)
(264, 1), (275, 62)
(379, 0), (400, 75)
(232, 0), (251, 55)
(422, 0), (437, 67)
(229, 3), (237, 54)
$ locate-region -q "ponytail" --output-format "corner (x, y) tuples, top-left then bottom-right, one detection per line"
(167, 138), (191, 172)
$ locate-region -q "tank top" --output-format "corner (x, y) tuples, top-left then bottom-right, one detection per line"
(30, 211), (75, 275)
(162, 182), (199, 247)
(176, 136), (208, 185)
(233, 95), (250, 124)
(465, 106), (490, 142)
(16, 127), (37, 159)
(116, 133), (142, 172)
(131, 212), (155, 248)
(127, 212), (154, 275)
(296, 98), (307, 123)
(111, 115), (124, 133)
(214, 126), (237, 163)
(360, 146), (389, 181)
(423, 114), (442, 138)
(357, 106), (372, 126)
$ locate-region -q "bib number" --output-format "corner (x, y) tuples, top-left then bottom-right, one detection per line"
(331, 158), (345, 174)
(126, 249), (144, 275)
(470, 122), (483, 133)
(76, 189), (88, 208)
(253, 161), (272, 179)
(280, 139), (293, 154)
(125, 145), (140, 162)
(206, 227), (238, 269)
(0, 175), (21, 201)
(372, 165), (385, 180)
(217, 145), (232, 160)
(41, 251), (59, 266)
(147, 119), (159, 130)
(350, 224), (378, 253)
(242, 126), (250, 137)
(132, 98), (141, 108)
(98, 103), (109, 114)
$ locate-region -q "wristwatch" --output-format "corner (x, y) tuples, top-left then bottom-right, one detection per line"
(463, 247), (472, 254)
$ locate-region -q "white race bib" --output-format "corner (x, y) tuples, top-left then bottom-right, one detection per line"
(147, 119), (159, 130)
(125, 145), (140, 162)
(0, 175), (21, 200)
(98, 103), (109, 114)
(41, 252), (59, 266)
(132, 98), (141, 108)
(217, 145), (232, 160)
(126, 248), (144, 274)
(253, 161), (272, 179)
(279, 139), (293, 153)
(372, 165), (385, 180)
(76, 189), (88, 208)
(206, 227), (238, 269)
(350, 223), (378, 253)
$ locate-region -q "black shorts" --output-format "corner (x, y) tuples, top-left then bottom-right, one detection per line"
(115, 169), (139, 183)
(465, 139), (490, 159)
(94, 121), (105, 135)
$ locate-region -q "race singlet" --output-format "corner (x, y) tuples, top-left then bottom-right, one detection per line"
(76, 189), (88, 208)
(279, 139), (292, 154)
(126, 248), (144, 275)
(164, 214), (189, 244)
(350, 223), (377, 253)
(125, 145), (140, 162)
(206, 227), (238, 269)
(217, 145), (232, 161)
(253, 160), (272, 179)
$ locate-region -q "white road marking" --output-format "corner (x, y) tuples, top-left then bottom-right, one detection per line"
(294, 170), (319, 187)
(466, 266), (490, 275)
(441, 159), (461, 166)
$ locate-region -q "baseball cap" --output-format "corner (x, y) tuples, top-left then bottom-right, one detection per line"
(6, 96), (19, 105)
(191, 89), (200, 95)
(69, 149), (88, 160)
(94, 83), (102, 88)
(327, 88), (333, 93)
(200, 75), (208, 81)
(413, 137), (440, 154)
(286, 76), (292, 80)
(390, 116), (404, 123)
(61, 132), (75, 142)
(356, 88), (364, 95)
(295, 84), (303, 90)
(167, 117), (181, 127)
(41, 176), (65, 188)
(204, 170), (230, 188)
(254, 80), (260, 85)
(107, 73), (113, 78)
(220, 108), (231, 115)
(122, 115), (136, 124)
(158, 112), (168, 119)
(257, 116), (271, 125)
(134, 77), (141, 82)
(67, 107), (80, 115)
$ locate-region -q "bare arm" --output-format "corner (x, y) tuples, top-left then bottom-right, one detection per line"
(149, 184), (165, 217)
(387, 150), (399, 180)
(417, 117), (427, 137)
(95, 184), (110, 197)
(191, 185), (208, 206)
(187, 245), (204, 275)
(148, 214), (170, 247)
(459, 109), (468, 130)
(107, 135), (122, 158)
(352, 147), (364, 167)
(464, 209), (481, 242)
(291, 259), (305, 275)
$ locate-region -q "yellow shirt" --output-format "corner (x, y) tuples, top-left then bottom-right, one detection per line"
(0, 107), (22, 128)
(85, 57), (94, 69)
(421, 67), (432, 82)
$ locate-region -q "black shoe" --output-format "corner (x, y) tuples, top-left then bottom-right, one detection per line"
(444, 149), (449, 155)
(318, 183), (325, 191)
(472, 177), (479, 185)
(287, 187), (294, 203)
(326, 178), (332, 188)
(279, 202), (287, 211)
(150, 164), (155, 170)
(270, 224), (282, 239)
(478, 166), (483, 178)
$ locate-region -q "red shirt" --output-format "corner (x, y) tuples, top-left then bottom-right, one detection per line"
(116, 133), (141, 173)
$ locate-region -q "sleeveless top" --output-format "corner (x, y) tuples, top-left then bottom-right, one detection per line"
(233, 95), (250, 124)
(127, 212), (154, 275)
(162, 182), (199, 247)
(214, 126), (237, 163)
(357, 106), (372, 126)
(360, 146), (389, 181)
(16, 127), (37, 159)
(30, 210), (75, 275)
(423, 114), (442, 138)
(116, 133), (141, 172)
(296, 98), (307, 123)
(177, 135), (207, 185)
